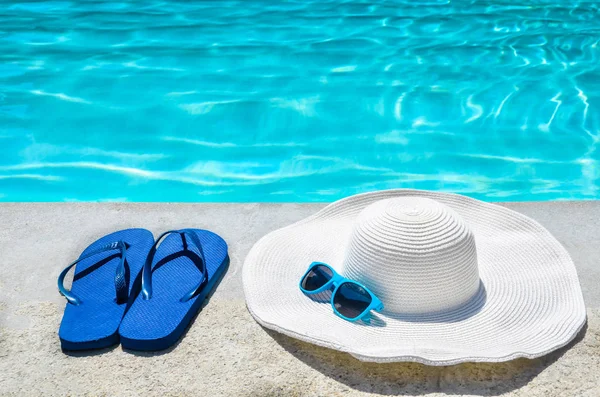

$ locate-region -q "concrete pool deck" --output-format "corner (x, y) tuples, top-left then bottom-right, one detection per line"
(0, 202), (598, 396)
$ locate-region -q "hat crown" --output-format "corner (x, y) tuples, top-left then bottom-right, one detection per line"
(341, 197), (480, 314)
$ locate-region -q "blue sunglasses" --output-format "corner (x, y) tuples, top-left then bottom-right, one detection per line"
(299, 262), (384, 323)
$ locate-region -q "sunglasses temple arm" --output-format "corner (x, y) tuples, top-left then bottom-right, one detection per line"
(359, 298), (384, 323)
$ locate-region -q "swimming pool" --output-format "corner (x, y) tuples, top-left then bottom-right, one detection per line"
(1, 1), (598, 202)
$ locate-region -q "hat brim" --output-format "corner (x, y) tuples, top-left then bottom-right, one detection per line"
(242, 189), (586, 365)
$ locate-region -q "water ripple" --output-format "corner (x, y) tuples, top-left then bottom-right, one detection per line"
(1, 0), (599, 201)
(30, 90), (90, 104)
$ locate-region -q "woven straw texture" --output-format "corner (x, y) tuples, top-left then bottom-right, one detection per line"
(242, 189), (586, 365)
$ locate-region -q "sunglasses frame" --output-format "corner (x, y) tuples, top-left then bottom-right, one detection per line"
(299, 261), (384, 323)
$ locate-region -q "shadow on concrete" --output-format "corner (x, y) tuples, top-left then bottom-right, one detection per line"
(63, 344), (118, 357)
(266, 322), (587, 396)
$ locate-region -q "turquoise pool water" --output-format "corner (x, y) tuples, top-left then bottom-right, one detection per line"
(1, 1), (599, 202)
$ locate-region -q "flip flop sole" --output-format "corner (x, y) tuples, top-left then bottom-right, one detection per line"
(120, 254), (229, 351)
(58, 229), (154, 351)
(119, 229), (229, 351)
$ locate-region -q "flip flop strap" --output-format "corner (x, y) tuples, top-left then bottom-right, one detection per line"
(57, 241), (128, 306)
(141, 229), (207, 302)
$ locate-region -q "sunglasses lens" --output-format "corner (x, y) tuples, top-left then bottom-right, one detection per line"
(301, 264), (333, 292)
(333, 282), (373, 319)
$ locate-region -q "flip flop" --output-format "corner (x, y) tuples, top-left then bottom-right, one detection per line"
(119, 229), (229, 351)
(57, 228), (154, 351)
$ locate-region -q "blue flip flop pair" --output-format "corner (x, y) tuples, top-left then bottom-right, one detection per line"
(57, 228), (229, 351)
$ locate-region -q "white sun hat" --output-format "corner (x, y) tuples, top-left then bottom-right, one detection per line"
(242, 189), (586, 365)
